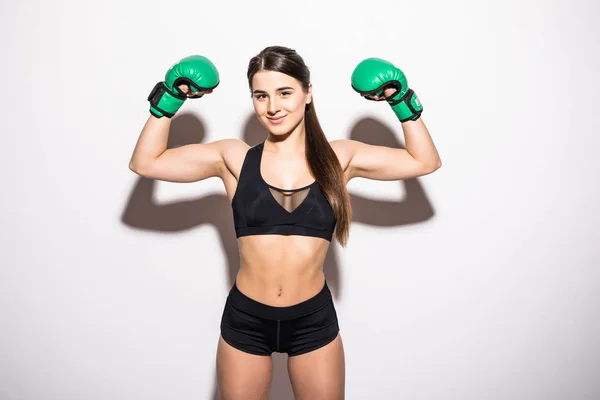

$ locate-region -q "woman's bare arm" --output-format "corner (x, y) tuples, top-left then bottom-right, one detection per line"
(128, 115), (243, 183)
(331, 118), (441, 182)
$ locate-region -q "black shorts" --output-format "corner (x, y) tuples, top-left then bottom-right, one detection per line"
(220, 281), (340, 357)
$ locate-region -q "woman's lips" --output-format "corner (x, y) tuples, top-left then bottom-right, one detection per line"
(267, 115), (287, 124)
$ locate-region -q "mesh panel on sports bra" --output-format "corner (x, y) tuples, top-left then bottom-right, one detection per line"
(268, 186), (311, 213)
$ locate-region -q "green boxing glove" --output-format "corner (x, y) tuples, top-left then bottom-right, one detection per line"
(351, 58), (423, 122)
(148, 55), (220, 118)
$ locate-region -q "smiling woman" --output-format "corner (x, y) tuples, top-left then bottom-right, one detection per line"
(128, 45), (441, 400)
(246, 48), (352, 247)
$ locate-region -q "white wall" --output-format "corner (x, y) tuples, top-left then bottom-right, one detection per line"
(1, 0), (599, 399)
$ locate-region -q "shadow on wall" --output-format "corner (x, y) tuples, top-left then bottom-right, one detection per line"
(121, 112), (435, 400)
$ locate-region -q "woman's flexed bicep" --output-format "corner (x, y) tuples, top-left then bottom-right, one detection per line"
(130, 134), (241, 183)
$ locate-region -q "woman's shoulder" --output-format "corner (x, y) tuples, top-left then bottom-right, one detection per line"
(213, 138), (251, 149)
(329, 139), (358, 171)
(212, 138), (251, 159)
(217, 138), (252, 180)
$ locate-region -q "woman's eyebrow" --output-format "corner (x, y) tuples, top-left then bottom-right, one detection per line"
(252, 86), (295, 94)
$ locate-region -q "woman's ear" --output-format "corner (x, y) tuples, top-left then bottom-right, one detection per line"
(306, 83), (313, 105)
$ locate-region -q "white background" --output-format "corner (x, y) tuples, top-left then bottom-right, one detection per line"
(2, 0), (599, 399)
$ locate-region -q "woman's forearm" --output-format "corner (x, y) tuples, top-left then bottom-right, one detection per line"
(129, 115), (171, 171)
(401, 118), (442, 168)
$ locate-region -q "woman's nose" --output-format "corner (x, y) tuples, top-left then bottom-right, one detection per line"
(267, 97), (280, 114)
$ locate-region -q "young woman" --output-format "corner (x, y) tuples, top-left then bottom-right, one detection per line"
(130, 46), (441, 400)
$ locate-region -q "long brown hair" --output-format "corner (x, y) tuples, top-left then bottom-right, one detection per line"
(247, 46), (352, 246)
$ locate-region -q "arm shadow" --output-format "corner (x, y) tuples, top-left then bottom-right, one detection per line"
(120, 112), (240, 285)
(348, 117), (435, 226)
(324, 117), (436, 301)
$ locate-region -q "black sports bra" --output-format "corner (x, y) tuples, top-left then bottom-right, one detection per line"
(231, 142), (337, 241)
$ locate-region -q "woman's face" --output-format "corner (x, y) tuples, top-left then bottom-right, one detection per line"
(251, 70), (312, 136)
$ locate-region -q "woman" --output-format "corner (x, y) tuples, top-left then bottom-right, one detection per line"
(130, 46), (441, 400)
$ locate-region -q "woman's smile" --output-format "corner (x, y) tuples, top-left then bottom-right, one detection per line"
(267, 115), (287, 124)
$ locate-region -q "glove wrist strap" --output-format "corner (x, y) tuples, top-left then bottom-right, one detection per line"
(387, 88), (424, 122)
(147, 82), (187, 118)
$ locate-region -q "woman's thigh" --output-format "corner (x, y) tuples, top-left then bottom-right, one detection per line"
(216, 336), (273, 400)
(287, 333), (345, 400)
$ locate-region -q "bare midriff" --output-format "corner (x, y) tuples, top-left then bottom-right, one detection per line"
(235, 234), (330, 307)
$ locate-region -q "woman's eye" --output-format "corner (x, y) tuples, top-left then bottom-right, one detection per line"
(255, 94), (266, 100)
(281, 91), (291, 97)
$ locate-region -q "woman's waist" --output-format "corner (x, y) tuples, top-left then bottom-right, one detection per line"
(235, 264), (326, 307)
(227, 274), (331, 320)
